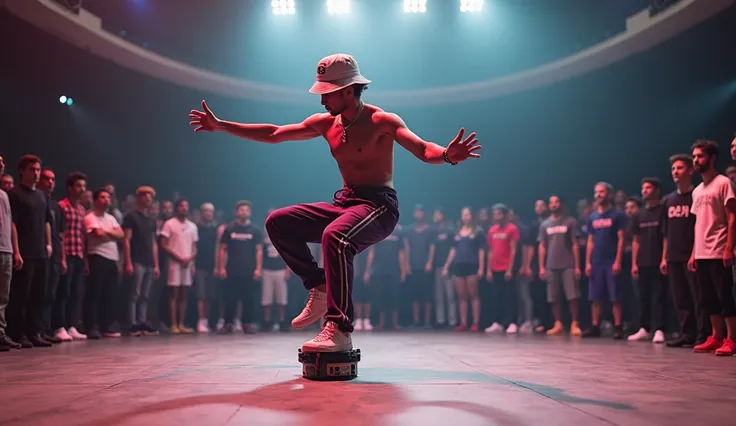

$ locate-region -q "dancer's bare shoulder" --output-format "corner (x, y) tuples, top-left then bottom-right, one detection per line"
(299, 112), (335, 134)
(370, 109), (412, 138)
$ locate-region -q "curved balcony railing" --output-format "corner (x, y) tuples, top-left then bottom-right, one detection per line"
(4, 0), (734, 107)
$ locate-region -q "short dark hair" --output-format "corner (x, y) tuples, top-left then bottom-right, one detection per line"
(641, 177), (661, 189)
(93, 188), (110, 200)
(235, 200), (251, 209)
(627, 197), (643, 207)
(691, 139), (719, 159)
(669, 153), (693, 168)
(175, 198), (189, 209)
(352, 84), (368, 99)
(726, 165), (736, 175)
(18, 155), (41, 173)
(549, 194), (564, 204)
(65, 172), (87, 188)
(491, 203), (508, 213)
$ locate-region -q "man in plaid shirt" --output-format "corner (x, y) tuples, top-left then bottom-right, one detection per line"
(52, 172), (88, 341)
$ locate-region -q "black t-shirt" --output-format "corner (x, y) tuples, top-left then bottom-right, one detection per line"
(48, 198), (65, 263)
(451, 227), (485, 265)
(123, 210), (156, 267)
(372, 225), (404, 276)
(527, 217), (545, 272)
(578, 218), (588, 263)
(630, 203), (665, 267)
(622, 215), (633, 258)
(156, 217), (170, 268)
(263, 234), (286, 270)
(514, 220), (530, 271)
(9, 185), (51, 260)
(433, 224), (454, 268)
(221, 222), (263, 277)
(662, 190), (696, 263)
(405, 223), (435, 270)
(196, 221), (219, 272)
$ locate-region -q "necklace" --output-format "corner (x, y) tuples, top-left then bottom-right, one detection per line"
(340, 101), (364, 144)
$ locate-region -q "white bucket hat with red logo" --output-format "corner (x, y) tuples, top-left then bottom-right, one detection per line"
(309, 53), (372, 95)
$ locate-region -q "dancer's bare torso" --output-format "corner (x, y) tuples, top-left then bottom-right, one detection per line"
(303, 104), (403, 189)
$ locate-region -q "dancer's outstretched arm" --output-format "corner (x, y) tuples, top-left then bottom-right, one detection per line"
(189, 100), (326, 143)
(380, 112), (481, 165)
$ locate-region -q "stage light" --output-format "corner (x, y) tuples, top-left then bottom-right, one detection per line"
(66, 97), (74, 106)
(327, 0), (350, 15)
(460, 0), (483, 13)
(404, 0), (427, 13)
(59, 95), (73, 106)
(59, 95), (67, 104)
(272, 0), (295, 15)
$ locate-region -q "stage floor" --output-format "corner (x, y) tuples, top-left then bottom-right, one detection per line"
(0, 331), (733, 426)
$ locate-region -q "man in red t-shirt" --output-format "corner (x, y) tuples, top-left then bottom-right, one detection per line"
(485, 204), (520, 333)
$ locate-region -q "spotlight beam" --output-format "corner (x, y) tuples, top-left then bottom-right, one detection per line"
(327, 0), (350, 15)
(272, 0), (295, 15)
(404, 0), (427, 13)
(460, 0), (483, 13)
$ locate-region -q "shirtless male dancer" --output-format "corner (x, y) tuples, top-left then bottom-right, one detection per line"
(189, 54), (481, 352)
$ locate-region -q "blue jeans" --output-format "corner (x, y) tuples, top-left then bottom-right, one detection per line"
(130, 263), (154, 326)
(52, 256), (85, 330)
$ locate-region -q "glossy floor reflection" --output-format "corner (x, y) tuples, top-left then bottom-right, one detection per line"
(0, 331), (733, 426)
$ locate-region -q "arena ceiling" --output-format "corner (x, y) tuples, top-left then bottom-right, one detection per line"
(78, 0), (656, 87)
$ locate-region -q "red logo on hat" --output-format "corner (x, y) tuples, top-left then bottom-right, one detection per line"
(317, 65), (326, 75)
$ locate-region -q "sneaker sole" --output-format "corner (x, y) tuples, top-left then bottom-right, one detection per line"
(301, 344), (353, 353)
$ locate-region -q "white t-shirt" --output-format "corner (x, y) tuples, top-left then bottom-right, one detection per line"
(85, 211), (121, 261)
(0, 190), (12, 254)
(692, 174), (736, 259)
(160, 217), (198, 260)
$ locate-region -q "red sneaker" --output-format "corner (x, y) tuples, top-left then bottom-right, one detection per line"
(454, 324), (467, 332)
(694, 336), (723, 353)
(469, 324), (479, 332)
(715, 338), (736, 356)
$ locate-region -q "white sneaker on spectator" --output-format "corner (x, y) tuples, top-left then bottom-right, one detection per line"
(652, 330), (665, 344)
(55, 328), (73, 342)
(485, 322), (504, 333)
(67, 327), (87, 340)
(354, 319), (363, 331)
(506, 323), (518, 334)
(519, 321), (534, 334)
(628, 327), (650, 341)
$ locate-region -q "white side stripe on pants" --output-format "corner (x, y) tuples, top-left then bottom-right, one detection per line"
(337, 206), (389, 315)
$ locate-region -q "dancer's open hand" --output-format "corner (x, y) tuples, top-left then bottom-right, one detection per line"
(445, 128), (481, 163)
(189, 100), (220, 132)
